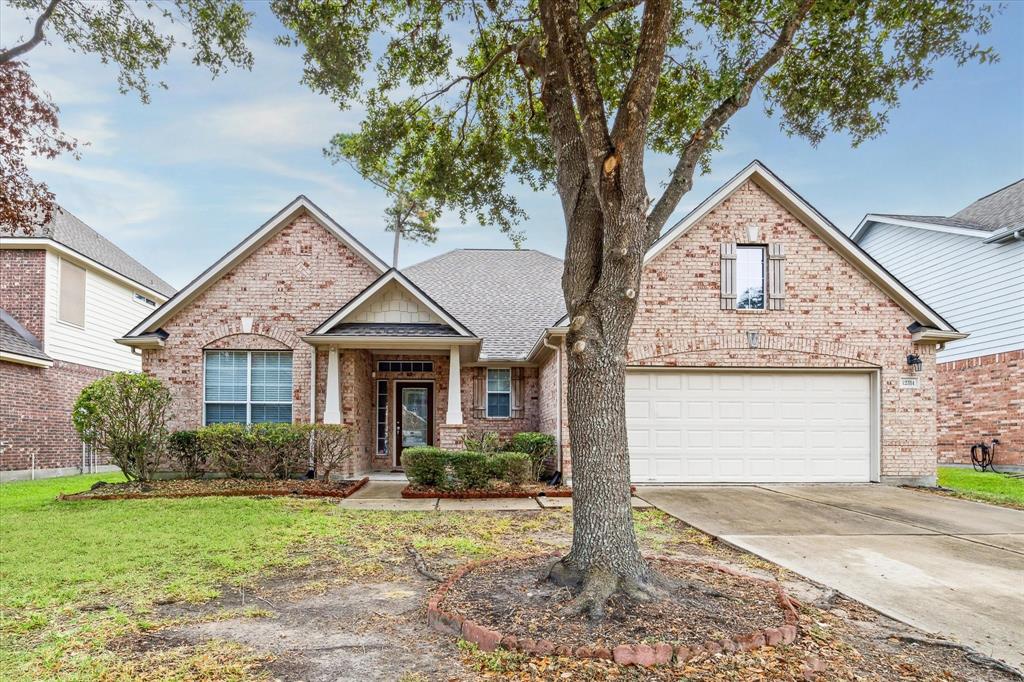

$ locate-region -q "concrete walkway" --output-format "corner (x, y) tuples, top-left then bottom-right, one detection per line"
(637, 484), (1024, 670)
(338, 481), (653, 511)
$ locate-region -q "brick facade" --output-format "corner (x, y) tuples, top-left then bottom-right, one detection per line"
(0, 359), (109, 474)
(625, 179), (938, 482)
(142, 213), (381, 434)
(1, 249), (47, 341)
(937, 350), (1023, 466)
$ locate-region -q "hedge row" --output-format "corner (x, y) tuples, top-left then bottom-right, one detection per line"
(402, 447), (533, 490)
(167, 423), (354, 481)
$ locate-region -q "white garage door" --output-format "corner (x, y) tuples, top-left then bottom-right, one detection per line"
(626, 371), (872, 483)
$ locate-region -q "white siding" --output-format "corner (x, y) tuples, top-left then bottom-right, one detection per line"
(857, 223), (1024, 362)
(44, 251), (159, 371)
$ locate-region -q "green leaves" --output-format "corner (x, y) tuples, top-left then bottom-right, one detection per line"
(273, 0), (996, 237)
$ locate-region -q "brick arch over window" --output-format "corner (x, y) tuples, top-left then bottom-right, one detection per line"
(627, 334), (883, 368)
(198, 322), (301, 351)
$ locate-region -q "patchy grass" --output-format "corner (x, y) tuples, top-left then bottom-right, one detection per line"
(937, 467), (1024, 509)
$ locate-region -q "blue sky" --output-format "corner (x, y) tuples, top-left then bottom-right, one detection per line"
(3, 2), (1022, 290)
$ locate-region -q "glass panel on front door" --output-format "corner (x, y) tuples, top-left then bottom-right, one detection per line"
(401, 387), (429, 447)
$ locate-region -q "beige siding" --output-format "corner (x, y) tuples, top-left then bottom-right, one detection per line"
(44, 251), (157, 372)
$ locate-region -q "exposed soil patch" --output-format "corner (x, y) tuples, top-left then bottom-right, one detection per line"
(403, 483), (573, 498)
(59, 476), (368, 501)
(441, 554), (792, 651)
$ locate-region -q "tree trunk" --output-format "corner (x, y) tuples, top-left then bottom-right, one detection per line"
(548, 209), (662, 617)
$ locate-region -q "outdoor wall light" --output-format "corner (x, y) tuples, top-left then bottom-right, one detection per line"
(906, 353), (923, 373)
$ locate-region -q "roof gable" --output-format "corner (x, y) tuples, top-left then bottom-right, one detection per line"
(126, 196), (387, 337)
(635, 160), (957, 334)
(311, 269), (475, 338)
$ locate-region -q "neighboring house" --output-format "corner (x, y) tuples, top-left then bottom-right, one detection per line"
(0, 208), (175, 480)
(852, 180), (1024, 466)
(120, 161), (961, 486)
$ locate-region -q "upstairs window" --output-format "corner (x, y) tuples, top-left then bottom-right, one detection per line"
(735, 246), (766, 310)
(133, 292), (157, 307)
(58, 259), (86, 327)
(204, 351), (293, 425)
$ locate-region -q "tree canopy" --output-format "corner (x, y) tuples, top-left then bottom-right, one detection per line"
(273, 0), (995, 244)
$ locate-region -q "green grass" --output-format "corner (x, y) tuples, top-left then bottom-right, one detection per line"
(937, 466), (1024, 508)
(0, 474), (576, 680)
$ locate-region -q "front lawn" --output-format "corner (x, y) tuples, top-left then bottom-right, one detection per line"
(937, 466), (1024, 509)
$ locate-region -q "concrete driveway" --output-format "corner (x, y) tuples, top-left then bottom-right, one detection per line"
(637, 484), (1024, 670)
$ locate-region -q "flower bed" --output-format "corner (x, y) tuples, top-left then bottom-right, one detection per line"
(428, 553), (798, 667)
(58, 476), (369, 501)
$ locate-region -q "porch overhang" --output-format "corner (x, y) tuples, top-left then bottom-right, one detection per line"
(302, 334), (481, 351)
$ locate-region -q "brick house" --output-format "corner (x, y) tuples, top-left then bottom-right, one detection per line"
(853, 179), (1023, 466)
(1, 208), (175, 480)
(120, 161), (962, 486)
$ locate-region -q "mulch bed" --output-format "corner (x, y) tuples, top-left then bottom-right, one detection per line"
(403, 484), (637, 499)
(429, 553), (798, 666)
(58, 476), (369, 501)
(403, 483), (573, 499)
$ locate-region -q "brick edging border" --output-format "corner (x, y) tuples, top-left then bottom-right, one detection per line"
(402, 485), (637, 499)
(57, 476), (370, 502)
(427, 553), (799, 667)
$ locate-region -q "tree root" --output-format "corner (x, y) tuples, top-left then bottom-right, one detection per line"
(406, 544), (442, 582)
(882, 632), (1023, 680)
(547, 559), (669, 620)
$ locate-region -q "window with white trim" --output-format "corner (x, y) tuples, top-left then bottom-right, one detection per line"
(204, 351), (293, 425)
(735, 245), (766, 310)
(486, 368), (511, 418)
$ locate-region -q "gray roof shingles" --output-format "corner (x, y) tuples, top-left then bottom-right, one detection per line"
(12, 207), (175, 297)
(873, 179), (1024, 233)
(0, 309), (50, 361)
(404, 249), (565, 360)
(325, 322), (461, 337)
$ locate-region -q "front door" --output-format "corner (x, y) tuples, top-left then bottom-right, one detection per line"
(395, 382), (434, 466)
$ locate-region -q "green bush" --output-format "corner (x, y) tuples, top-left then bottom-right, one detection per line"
(507, 432), (556, 479)
(72, 372), (171, 481)
(167, 430), (207, 478)
(462, 430), (502, 453)
(402, 446), (448, 487)
(311, 424), (355, 481)
(449, 451), (490, 490)
(196, 422), (311, 479)
(488, 451), (532, 486)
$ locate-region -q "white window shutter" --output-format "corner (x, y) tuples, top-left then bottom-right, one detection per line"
(768, 243), (786, 310)
(720, 243), (737, 310)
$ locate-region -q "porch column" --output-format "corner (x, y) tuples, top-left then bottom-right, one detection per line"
(324, 348), (341, 424)
(446, 345), (463, 425)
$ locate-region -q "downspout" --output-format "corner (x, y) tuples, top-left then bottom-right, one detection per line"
(542, 334), (563, 476)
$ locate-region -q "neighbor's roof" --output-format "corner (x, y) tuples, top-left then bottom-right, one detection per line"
(855, 178), (1024, 237)
(0, 308), (50, 363)
(950, 179), (1024, 231)
(404, 249), (566, 360)
(11, 207), (175, 297)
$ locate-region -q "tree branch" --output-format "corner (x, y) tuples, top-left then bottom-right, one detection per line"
(609, 0), (672, 151)
(582, 0), (645, 33)
(645, 0), (815, 240)
(0, 0), (62, 64)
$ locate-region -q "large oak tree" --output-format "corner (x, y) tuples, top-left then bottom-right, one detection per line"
(273, 0), (993, 616)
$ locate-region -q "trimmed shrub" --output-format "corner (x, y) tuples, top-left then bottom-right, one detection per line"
(167, 430), (207, 478)
(72, 372), (171, 481)
(449, 451), (490, 490)
(196, 422), (311, 479)
(507, 432), (556, 479)
(312, 424), (355, 481)
(488, 451), (532, 486)
(403, 446), (448, 487)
